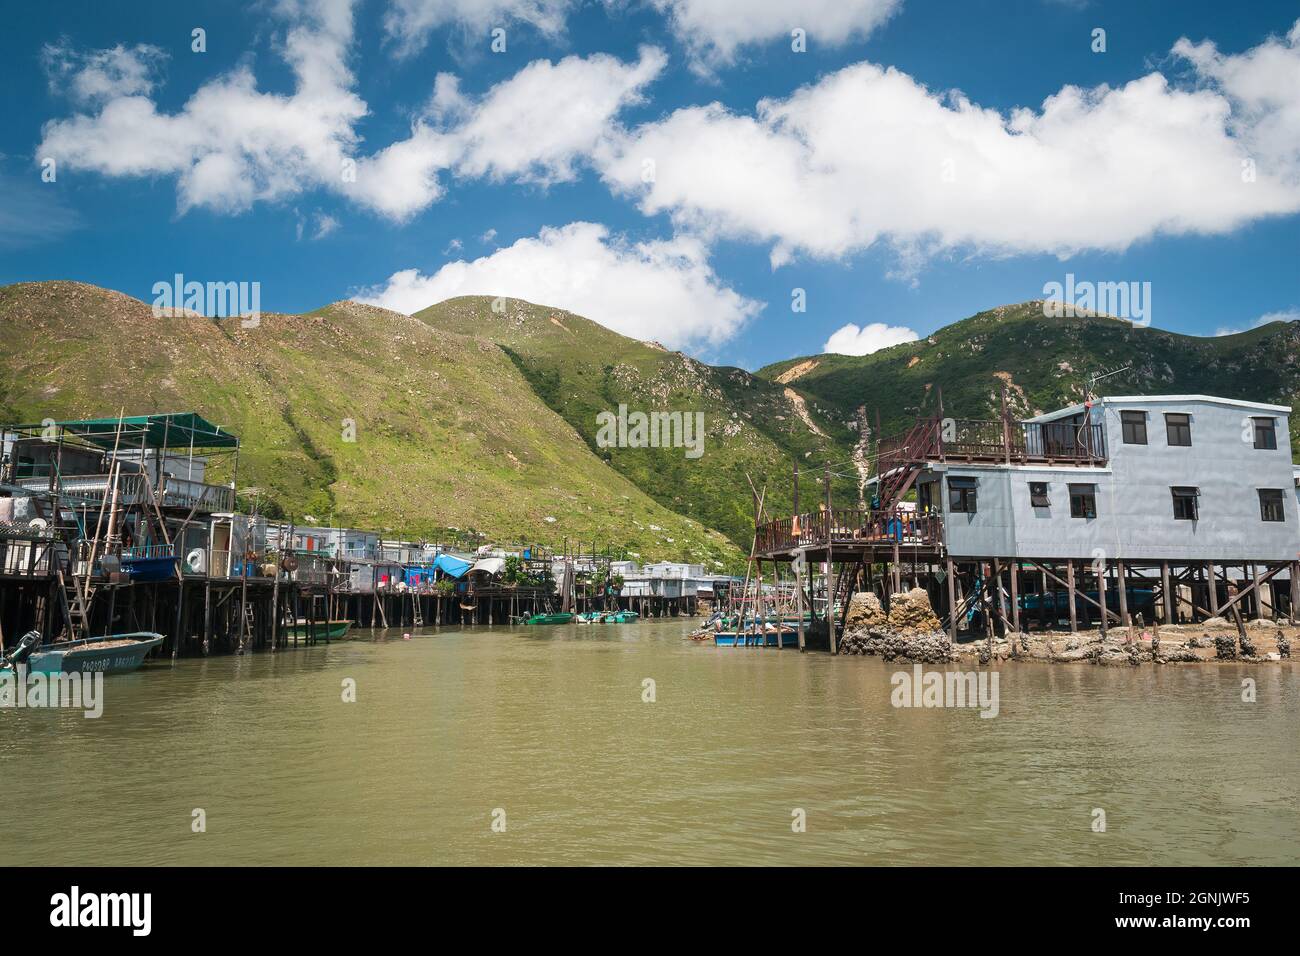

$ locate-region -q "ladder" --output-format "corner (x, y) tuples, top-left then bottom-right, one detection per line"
(241, 602), (255, 645)
(411, 592), (424, 627)
(55, 558), (92, 641)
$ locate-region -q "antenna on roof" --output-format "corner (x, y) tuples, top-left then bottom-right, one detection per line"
(1084, 364), (1131, 403)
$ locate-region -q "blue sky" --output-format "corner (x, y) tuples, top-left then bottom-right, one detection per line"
(2, 0), (1299, 370)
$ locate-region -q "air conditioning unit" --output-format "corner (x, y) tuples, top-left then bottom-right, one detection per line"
(186, 548), (208, 574)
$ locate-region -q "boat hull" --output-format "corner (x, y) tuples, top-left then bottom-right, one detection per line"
(284, 621), (352, 641)
(120, 556), (179, 582)
(713, 629), (799, 648)
(23, 633), (165, 674)
(522, 613), (574, 625)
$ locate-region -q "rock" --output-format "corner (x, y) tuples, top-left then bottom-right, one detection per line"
(1214, 634), (1238, 660)
(885, 588), (942, 634)
(843, 591), (886, 632)
(1202, 616), (1228, 628)
(1239, 632), (1258, 657)
(1277, 631), (1291, 658)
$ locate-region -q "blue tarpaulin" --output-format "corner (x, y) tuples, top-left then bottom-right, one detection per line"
(433, 554), (472, 579)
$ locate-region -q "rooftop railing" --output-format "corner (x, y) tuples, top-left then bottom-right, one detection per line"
(877, 417), (1107, 467)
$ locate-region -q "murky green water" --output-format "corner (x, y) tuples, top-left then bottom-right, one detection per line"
(2, 619), (1297, 865)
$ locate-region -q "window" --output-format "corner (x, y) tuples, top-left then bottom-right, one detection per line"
(1171, 486), (1199, 520)
(948, 476), (977, 514)
(1165, 413), (1192, 446)
(1253, 417), (1278, 450)
(1069, 483), (1097, 519)
(1259, 488), (1285, 522)
(1029, 481), (1050, 508)
(1120, 410), (1147, 445)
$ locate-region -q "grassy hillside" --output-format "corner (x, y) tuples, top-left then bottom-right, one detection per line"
(0, 282), (741, 567)
(415, 296), (857, 546)
(758, 301), (1300, 447)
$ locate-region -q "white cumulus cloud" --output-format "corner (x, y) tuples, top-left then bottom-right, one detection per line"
(600, 19), (1300, 271)
(650, 0), (900, 73)
(384, 0), (576, 57)
(355, 221), (760, 350)
(37, 0), (663, 223)
(41, 41), (168, 106)
(822, 321), (918, 356)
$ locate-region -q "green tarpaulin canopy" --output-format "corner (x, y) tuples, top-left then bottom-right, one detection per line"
(16, 412), (238, 449)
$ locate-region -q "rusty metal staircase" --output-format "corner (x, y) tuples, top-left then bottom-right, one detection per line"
(875, 418), (939, 511)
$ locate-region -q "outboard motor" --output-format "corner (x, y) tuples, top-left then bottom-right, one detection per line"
(1, 630), (42, 668)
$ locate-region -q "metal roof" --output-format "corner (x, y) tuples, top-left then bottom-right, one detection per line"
(8, 412), (238, 449)
(1023, 395), (1292, 424)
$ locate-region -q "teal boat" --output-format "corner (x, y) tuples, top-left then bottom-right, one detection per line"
(521, 612), (574, 625)
(577, 610), (639, 624)
(283, 620), (352, 642)
(4, 632), (165, 674)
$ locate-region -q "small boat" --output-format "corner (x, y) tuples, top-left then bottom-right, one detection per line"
(119, 553), (179, 582)
(713, 627), (798, 648)
(3, 632), (165, 674)
(521, 612), (574, 625)
(283, 620), (352, 642)
(576, 610), (639, 624)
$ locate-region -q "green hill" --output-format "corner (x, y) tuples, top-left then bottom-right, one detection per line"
(8, 286), (1294, 569)
(757, 301), (1300, 447)
(414, 296), (857, 547)
(0, 281), (741, 567)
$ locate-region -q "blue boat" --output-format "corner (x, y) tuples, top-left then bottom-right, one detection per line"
(10, 632), (165, 674)
(713, 628), (799, 648)
(120, 546), (179, 582)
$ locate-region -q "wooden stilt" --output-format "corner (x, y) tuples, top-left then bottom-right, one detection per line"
(1116, 559), (1129, 626)
(1096, 558), (1108, 637)
(1066, 561), (1078, 633)
(1208, 561), (1219, 615)
(1161, 560), (1173, 624)
(1009, 560), (1020, 634)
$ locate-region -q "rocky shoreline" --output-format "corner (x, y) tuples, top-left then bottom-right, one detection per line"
(839, 589), (1296, 665)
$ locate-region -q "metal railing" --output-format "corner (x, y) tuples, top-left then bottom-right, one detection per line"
(14, 473), (235, 511)
(877, 417), (1107, 466)
(755, 508), (944, 554)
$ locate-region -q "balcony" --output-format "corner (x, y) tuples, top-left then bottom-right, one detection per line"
(877, 417), (1107, 467)
(14, 472), (235, 513)
(756, 508), (944, 555)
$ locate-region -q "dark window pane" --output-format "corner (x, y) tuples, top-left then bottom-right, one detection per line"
(1120, 411), (1147, 445)
(1068, 484), (1096, 519)
(948, 478), (976, 513)
(1253, 418), (1277, 450)
(1165, 413), (1192, 447)
(1029, 481), (1050, 508)
(1259, 488), (1285, 522)
(1172, 486), (1199, 520)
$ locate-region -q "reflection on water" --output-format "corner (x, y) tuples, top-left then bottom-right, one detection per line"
(1, 620), (1296, 865)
